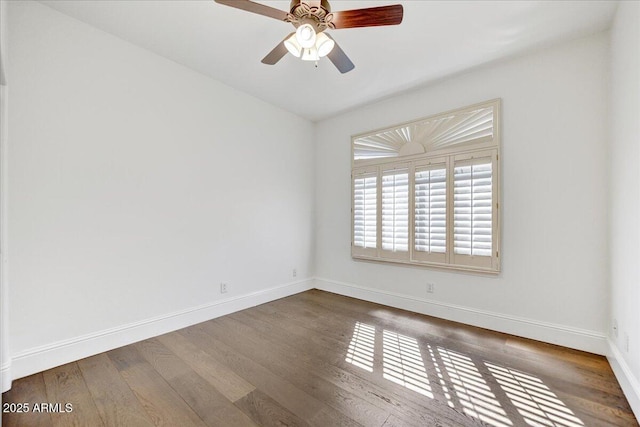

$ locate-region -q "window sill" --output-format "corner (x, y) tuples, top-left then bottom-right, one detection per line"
(351, 254), (501, 275)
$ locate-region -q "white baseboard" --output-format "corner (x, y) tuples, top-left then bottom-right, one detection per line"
(607, 340), (640, 420)
(1, 361), (11, 393)
(314, 277), (608, 355)
(10, 279), (314, 382)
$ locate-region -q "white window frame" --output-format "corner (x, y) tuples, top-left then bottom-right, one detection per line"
(351, 99), (501, 274)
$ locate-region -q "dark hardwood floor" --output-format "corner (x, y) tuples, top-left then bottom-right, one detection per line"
(3, 290), (638, 426)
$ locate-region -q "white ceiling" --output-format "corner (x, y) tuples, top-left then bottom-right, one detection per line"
(40, 0), (618, 121)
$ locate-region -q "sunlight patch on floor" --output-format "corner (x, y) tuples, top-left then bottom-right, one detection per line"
(438, 347), (512, 427)
(486, 362), (584, 427)
(344, 322), (586, 427)
(382, 330), (433, 398)
(345, 322), (376, 372)
(428, 344), (456, 409)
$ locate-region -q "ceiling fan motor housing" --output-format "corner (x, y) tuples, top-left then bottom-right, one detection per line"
(288, 0), (333, 31)
(290, 0), (331, 14)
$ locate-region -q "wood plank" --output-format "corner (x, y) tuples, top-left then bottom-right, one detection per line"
(107, 345), (207, 427)
(196, 319), (391, 426)
(135, 337), (192, 380)
(171, 371), (258, 427)
(135, 337), (257, 427)
(234, 389), (310, 427)
(2, 373), (52, 427)
(242, 306), (526, 425)
(565, 395), (640, 427)
(306, 407), (364, 427)
(178, 325), (359, 426)
(178, 324), (323, 418)
(504, 337), (612, 371)
(224, 309), (489, 426)
(42, 362), (105, 427)
(156, 332), (255, 402)
(77, 353), (155, 427)
(206, 315), (485, 426)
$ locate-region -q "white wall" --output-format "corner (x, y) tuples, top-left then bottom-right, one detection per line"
(315, 33), (610, 354)
(0, 0), (10, 393)
(6, 0), (314, 381)
(609, 0), (640, 417)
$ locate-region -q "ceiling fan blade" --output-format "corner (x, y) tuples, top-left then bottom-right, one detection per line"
(330, 4), (403, 29)
(325, 35), (355, 74)
(261, 33), (294, 65)
(214, 0), (289, 21)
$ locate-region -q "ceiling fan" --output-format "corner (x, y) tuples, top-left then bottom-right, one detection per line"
(214, 0), (404, 73)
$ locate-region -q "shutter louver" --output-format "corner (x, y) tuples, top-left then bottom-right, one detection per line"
(353, 175), (377, 249)
(382, 171), (409, 253)
(454, 161), (493, 257)
(415, 168), (447, 254)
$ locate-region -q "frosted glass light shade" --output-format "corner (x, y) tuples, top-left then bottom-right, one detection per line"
(284, 34), (302, 57)
(296, 24), (317, 49)
(301, 47), (319, 61)
(315, 32), (335, 57)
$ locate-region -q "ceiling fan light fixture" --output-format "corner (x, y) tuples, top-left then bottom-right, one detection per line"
(218, 0), (403, 74)
(301, 47), (320, 61)
(295, 23), (317, 49)
(315, 32), (335, 57)
(284, 33), (302, 57)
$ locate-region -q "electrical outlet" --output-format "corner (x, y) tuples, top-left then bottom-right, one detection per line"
(613, 318), (619, 338)
(220, 283), (228, 294)
(292, 268), (297, 278)
(427, 283), (435, 294)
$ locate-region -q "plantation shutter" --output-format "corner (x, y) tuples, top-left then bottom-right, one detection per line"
(452, 151), (497, 269)
(352, 168), (378, 257)
(381, 167), (409, 259)
(413, 162), (447, 263)
(351, 99), (500, 273)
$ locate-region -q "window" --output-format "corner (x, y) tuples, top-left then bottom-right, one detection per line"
(351, 100), (501, 273)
